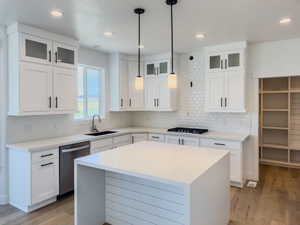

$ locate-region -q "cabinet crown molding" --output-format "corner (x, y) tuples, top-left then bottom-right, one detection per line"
(7, 22), (78, 47)
(205, 41), (247, 53)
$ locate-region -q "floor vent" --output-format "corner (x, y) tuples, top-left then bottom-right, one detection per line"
(246, 180), (258, 188)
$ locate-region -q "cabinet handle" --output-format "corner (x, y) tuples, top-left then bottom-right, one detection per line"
(154, 99), (156, 107)
(225, 59), (228, 69)
(55, 97), (58, 108)
(221, 98), (223, 107)
(221, 60), (223, 69)
(157, 99), (159, 107)
(225, 98), (227, 107)
(178, 138), (180, 145)
(48, 97), (52, 108)
(129, 98), (132, 107)
(121, 98), (123, 107)
(41, 153), (53, 158)
(41, 162), (54, 167)
(55, 52), (58, 63)
(214, 143), (226, 146)
(182, 139), (185, 145)
(151, 136), (160, 139)
(49, 50), (51, 62)
(132, 136), (134, 143)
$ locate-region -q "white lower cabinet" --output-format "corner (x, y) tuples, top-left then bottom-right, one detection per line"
(31, 159), (59, 205)
(113, 135), (131, 148)
(166, 135), (199, 147)
(201, 138), (244, 187)
(91, 138), (113, 154)
(131, 133), (148, 143)
(9, 148), (59, 212)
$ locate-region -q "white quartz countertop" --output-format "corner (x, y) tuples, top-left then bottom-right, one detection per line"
(76, 141), (229, 185)
(6, 127), (249, 152)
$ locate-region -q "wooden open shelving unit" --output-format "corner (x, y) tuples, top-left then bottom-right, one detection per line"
(259, 76), (300, 168)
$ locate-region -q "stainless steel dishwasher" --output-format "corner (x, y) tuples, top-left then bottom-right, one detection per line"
(59, 141), (90, 196)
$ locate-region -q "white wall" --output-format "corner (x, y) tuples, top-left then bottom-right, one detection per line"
(6, 47), (132, 144)
(248, 38), (300, 77)
(0, 25), (8, 204)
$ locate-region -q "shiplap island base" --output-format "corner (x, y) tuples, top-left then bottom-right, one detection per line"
(75, 142), (230, 225)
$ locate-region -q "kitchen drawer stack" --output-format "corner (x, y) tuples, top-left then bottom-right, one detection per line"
(259, 76), (300, 168)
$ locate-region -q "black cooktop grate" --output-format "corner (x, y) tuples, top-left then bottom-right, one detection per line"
(167, 127), (208, 134)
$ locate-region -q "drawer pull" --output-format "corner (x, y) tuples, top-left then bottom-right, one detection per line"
(151, 136), (160, 139)
(40, 153), (54, 158)
(214, 143), (226, 146)
(41, 162), (54, 167)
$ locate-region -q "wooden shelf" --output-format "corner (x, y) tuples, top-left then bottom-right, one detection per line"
(260, 144), (289, 150)
(290, 89), (300, 93)
(262, 109), (288, 112)
(262, 126), (289, 130)
(260, 90), (289, 94)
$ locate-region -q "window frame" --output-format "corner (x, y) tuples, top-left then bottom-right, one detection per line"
(75, 64), (106, 121)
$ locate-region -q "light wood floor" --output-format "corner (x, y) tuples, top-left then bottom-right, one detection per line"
(1, 165), (300, 225)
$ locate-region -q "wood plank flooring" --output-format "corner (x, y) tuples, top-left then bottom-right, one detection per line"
(1, 165), (300, 225)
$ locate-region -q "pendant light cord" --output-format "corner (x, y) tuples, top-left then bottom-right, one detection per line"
(171, 3), (174, 74)
(138, 12), (141, 77)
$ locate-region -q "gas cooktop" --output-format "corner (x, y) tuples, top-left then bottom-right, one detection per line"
(167, 127), (208, 134)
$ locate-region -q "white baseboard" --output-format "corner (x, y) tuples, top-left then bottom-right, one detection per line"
(0, 194), (8, 205)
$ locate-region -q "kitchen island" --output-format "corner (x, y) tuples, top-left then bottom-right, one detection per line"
(75, 141), (230, 225)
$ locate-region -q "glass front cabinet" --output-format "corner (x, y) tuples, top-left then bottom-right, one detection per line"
(207, 50), (244, 72)
(21, 34), (77, 68)
(145, 61), (169, 76)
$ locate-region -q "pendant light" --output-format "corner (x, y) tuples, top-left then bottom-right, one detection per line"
(134, 8), (145, 90)
(166, 0), (178, 89)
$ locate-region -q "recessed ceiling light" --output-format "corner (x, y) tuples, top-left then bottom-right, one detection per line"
(279, 18), (291, 24)
(138, 45), (144, 49)
(50, 9), (63, 18)
(195, 33), (205, 39)
(104, 32), (113, 37)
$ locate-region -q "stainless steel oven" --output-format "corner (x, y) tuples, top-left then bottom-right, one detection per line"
(59, 141), (90, 196)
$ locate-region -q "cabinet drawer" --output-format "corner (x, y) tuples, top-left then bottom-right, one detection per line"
(91, 138), (113, 149)
(32, 149), (58, 163)
(149, 133), (165, 142)
(201, 138), (241, 150)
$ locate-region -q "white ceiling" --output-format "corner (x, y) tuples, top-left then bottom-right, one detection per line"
(0, 0), (299, 55)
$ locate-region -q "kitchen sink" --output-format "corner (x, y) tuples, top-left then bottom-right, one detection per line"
(85, 131), (117, 136)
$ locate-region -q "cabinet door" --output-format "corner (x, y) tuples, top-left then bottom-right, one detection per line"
(53, 42), (77, 69)
(21, 34), (52, 65)
(157, 75), (170, 110)
(206, 73), (225, 112)
(225, 71), (245, 112)
(128, 60), (144, 110)
(207, 53), (223, 72)
(53, 68), (76, 112)
(132, 133), (148, 143)
(230, 151), (242, 183)
(145, 62), (157, 76)
(166, 135), (180, 145)
(31, 159), (59, 204)
(182, 137), (200, 147)
(20, 63), (52, 113)
(119, 59), (129, 110)
(91, 145), (112, 154)
(145, 76), (158, 110)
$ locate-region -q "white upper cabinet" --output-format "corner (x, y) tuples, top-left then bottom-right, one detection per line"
(7, 23), (78, 116)
(110, 53), (129, 111)
(110, 53), (177, 112)
(205, 42), (247, 113)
